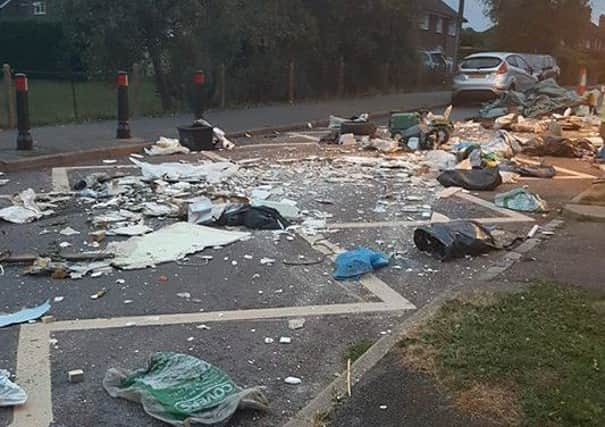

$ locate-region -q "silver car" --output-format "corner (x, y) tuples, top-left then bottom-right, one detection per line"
(452, 52), (538, 103)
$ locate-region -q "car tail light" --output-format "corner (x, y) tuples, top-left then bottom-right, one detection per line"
(496, 62), (508, 75)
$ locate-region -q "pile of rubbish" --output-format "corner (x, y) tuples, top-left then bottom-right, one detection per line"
(324, 107), (454, 153)
(480, 78), (585, 119)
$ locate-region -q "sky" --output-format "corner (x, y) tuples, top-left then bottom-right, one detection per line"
(445, 0), (605, 31)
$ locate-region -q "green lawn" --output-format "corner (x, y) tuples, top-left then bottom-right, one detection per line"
(0, 78), (163, 127)
(400, 283), (605, 426)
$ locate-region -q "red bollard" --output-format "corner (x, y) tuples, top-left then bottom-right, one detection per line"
(15, 73), (33, 151)
(116, 71), (131, 139)
(193, 70), (205, 120)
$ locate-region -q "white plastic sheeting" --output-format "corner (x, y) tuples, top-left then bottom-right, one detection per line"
(0, 189), (49, 224)
(145, 137), (190, 156)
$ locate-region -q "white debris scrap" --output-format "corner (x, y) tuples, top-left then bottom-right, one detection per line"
(131, 159), (238, 184)
(107, 222), (250, 270)
(284, 376), (302, 385)
(145, 137), (190, 156)
(59, 227), (80, 236)
(288, 318), (305, 330)
(108, 224), (153, 236)
(0, 189), (49, 224)
(213, 127), (236, 150)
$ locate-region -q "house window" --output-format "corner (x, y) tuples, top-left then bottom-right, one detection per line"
(448, 20), (457, 36)
(436, 17), (444, 34)
(419, 14), (429, 31)
(33, 1), (47, 16)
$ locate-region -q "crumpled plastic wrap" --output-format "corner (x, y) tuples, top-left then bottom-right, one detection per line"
(103, 352), (268, 426)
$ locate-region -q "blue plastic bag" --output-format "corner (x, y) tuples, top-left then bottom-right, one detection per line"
(333, 247), (389, 280)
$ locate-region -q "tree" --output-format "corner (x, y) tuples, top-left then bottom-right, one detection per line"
(62, 0), (204, 110)
(61, 0), (418, 109)
(480, 0), (591, 52)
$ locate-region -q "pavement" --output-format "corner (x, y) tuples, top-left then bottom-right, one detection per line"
(0, 103), (603, 427)
(0, 91), (451, 170)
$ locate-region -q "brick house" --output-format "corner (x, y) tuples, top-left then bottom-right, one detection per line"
(412, 0), (462, 60)
(0, 0), (55, 19)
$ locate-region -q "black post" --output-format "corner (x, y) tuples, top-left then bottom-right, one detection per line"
(15, 73), (33, 151)
(116, 71), (131, 139)
(193, 70), (205, 120)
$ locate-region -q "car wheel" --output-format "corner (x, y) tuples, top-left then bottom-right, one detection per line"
(340, 121), (377, 136)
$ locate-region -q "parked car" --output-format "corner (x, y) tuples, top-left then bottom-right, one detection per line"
(421, 50), (448, 72)
(521, 54), (560, 81)
(452, 52), (538, 104)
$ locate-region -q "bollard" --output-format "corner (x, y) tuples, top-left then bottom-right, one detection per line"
(15, 73), (33, 151)
(577, 67), (587, 96)
(193, 70), (205, 120)
(116, 71), (131, 139)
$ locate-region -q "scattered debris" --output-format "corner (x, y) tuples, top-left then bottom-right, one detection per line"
(145, 137), (190, 156)
(284, 376), (302, 385)
(103, 352), (268, 425)
(59, 226), (80, 236)
(288, 318), (306, 330)
(68, 369), (84, 384)
(41, 315), (55, 324)
(90, 289), (107, 300)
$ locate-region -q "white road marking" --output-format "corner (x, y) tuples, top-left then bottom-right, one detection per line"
(236, 141), (318, 150)
(200, 151), (229, 162)
(287, 132), (321, 142)
(10, 325), (52, 427)
(49, 301), (413, 333)
(51, 167), (69, 192)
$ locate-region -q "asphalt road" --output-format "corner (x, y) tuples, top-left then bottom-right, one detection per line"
(0, 105), (598, 427)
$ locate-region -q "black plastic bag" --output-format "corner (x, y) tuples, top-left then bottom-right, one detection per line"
(437, 168), (502, 191)
(516, 165), (556, 178)
(216, 204), (290, 230)
(498, 160), (556, 179)
(414, 221), (498, 261)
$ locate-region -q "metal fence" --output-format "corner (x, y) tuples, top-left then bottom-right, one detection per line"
(0, 68), (163, 128)
(0, 62), (451, 129)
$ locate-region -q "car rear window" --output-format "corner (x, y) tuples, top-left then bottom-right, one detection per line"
(430, 53), (446, 65)
(460, 57), (502, 69)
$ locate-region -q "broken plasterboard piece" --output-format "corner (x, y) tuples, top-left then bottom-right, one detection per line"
(107, 222), (250, 270)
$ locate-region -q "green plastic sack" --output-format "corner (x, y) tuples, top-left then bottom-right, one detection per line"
(103, 352), (268, 426)
(495, 188), (547, 213)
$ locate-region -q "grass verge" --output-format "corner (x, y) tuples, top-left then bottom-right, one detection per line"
(342, 339), (374, 365)
(399, 282), (605, 426)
